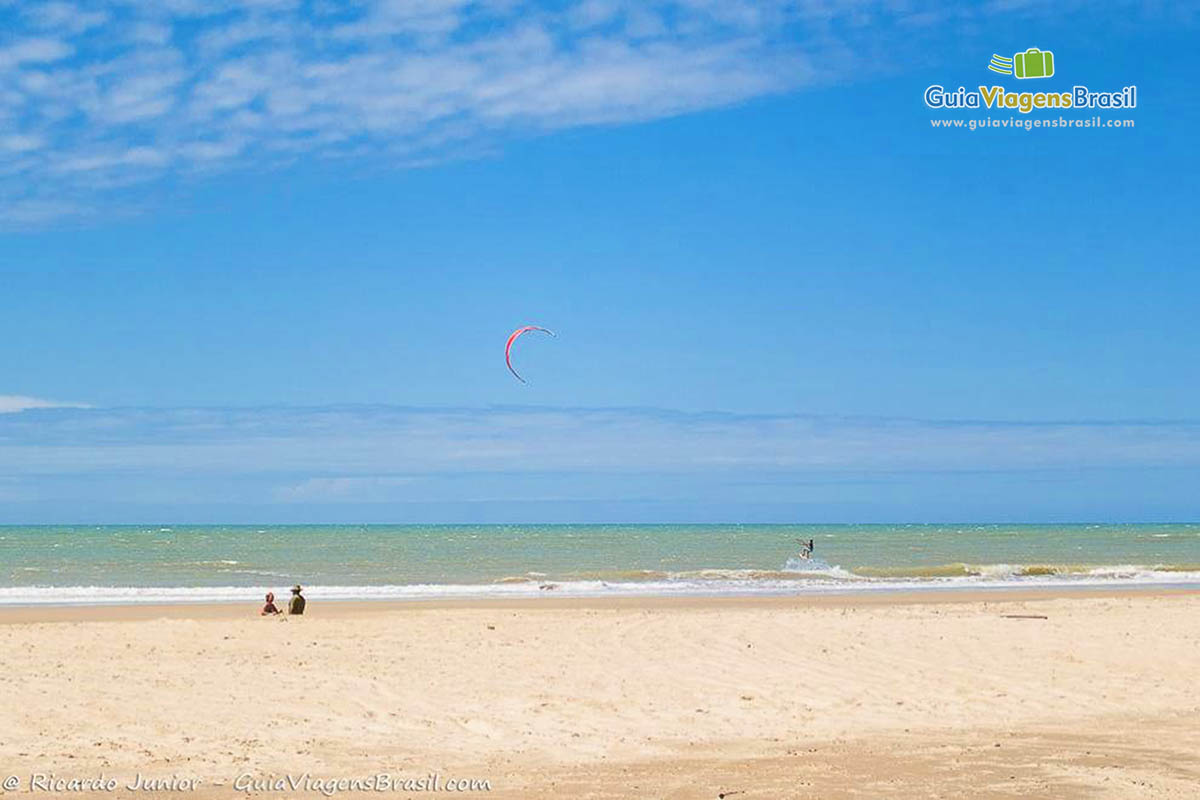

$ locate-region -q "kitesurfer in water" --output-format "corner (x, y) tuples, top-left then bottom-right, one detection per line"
(797, 538), (815, 560)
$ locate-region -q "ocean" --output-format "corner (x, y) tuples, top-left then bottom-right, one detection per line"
(2, 523), (1198, 605)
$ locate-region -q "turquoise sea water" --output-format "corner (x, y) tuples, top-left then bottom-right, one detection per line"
(2, 524), (1198, 604)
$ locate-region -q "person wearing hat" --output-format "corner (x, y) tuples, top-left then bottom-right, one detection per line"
(288, 585), (306, 615)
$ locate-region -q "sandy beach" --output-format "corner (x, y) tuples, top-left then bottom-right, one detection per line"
(1, 590), (1197, 799)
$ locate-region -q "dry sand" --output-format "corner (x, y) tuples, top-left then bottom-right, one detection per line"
(0, 590), (1197, 798)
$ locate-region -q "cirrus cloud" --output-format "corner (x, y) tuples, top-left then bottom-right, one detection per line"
(2, 0), (1174, 226)
(0, 394), (91, 413)
(0, 404), (1198, 523)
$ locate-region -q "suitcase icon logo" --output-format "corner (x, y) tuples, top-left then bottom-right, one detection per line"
(1013, 47), (1054, 79)
(987, 48), (1055, 79)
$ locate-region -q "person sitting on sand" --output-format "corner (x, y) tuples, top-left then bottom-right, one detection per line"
(261, 592), (280, 616)
(288, 585), (306, 615)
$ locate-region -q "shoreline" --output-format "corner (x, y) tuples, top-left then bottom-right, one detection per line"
(1, 583), (1195, 623)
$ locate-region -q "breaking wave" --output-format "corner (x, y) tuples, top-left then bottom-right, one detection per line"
(2, 560), (1198, 606)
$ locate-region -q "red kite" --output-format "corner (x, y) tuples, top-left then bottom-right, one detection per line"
(505, 325), (555, 383)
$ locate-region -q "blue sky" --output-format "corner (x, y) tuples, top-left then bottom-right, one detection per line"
(1, 1), (1197, 522)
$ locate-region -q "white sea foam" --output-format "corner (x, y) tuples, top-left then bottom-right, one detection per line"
(977, 563), (1021, 580)
(782, 556), (861, 580)
(2, 566), (1199, 606)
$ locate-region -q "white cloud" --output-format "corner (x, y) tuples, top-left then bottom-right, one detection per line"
(1, 405), (1198, 473)
(1, 405), (1198, 519)
(0, 0), (1176, 225)
(276, 476), (415, 502)
(0, 395), (91, 413)
(0, 134), (44, 152)
(0, 36), (72, 68)
(0, 0), (887, 225)
(22, 2), (110, 35)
